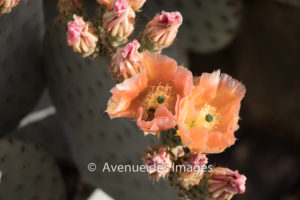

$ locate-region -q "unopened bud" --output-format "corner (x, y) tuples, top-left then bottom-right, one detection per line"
(175, 152), (208, 189)
(0, 0), (20, 14)
(67, 15), (99, 57)
(141, 11), (182, 52)
(103, 0), (135, 43)
(110, 40), (143, 81)
(142, 146), (173, 180)
(206, 167), (246, 200)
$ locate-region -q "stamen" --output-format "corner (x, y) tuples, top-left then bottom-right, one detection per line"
(146, 83), (172, 110)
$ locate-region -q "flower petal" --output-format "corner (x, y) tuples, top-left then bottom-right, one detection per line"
(137, 106), (177, 132)
(174, 66), (193, 97)
(142, 52), (177, 84)
(106, 69), (147, 117)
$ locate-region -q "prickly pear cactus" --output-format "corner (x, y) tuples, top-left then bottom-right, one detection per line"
(0, 0), (45, 135)
(44, 21), (179, 200)
(0, 138), (66, 200)
(142, 0), (243, 53)
(8, 114), (71, 161)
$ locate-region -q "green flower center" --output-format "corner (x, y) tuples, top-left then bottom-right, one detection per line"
(157, 96), (165, 104)
(205, 114), (214, 122)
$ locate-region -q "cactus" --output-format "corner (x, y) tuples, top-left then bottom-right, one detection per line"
(43, 21), (179, 200)
(8, 114), (72, 161)
(41, 0), (248, 199)
(0, 0), (45, 135)
(0, 138), (66, 199)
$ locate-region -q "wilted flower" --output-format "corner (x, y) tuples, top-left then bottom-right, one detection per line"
(206, 167), (246, 200)
(97, 0), (146, 11)
(142, 11), (182, 51)
(177, 70), (246, 154)
(110, 40), (143, 81)
(175, 152), (208, 189)
(0, 0), (20, 14)
(142, 146), (173, 180)
(103, 0), (135, 42)
(67, 15), (99, 57)
(106, 52), (193, 133)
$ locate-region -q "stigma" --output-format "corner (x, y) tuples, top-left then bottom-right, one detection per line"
(146, 83), (172, 110)
(188, 103), (220, 130)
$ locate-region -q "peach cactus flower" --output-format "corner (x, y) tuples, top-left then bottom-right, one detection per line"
(0, 0), (20, 14)
(67, 15), (99, 57)
(144, 11), (182, 50)
(177, 70), (246, 154)
(206, 167), (246, 200)
(111, 40), (143, 81)
(97, 0), (146, 11)
(106, 52), (193, 133)
(103, 0), (135, 41)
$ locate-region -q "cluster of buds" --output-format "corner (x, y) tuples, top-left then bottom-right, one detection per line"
(0, 0), (20, 14)
(57, 0), (83, 22)
(102, 0), (135, 45)
(140, 11), (183, 52)
(175, 152), (208, 189)
(142, 146), (173, 180)
(206, 168), (246, 200)
(110, 40), (143, 81)
(67, 15), (99, 57)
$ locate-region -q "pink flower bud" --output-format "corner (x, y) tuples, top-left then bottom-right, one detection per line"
(175, 152), (208, 189)
(103, 0), (135, 41)
(0, 0), (20, 14)
(67, 15), (99, 57)
(142, 146), (173, 180)
(111, 40), (143, 81)
(114, 0), (128, 14)
(207, 168), (246, 200)
(144, 11), (182, 50)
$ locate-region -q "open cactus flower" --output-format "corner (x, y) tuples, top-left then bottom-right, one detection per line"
(52, 0), (248, 199)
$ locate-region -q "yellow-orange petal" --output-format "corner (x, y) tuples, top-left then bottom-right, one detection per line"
(142, 52), (177, 84)
(193, 70), (221, 100)
(106, 69), (147, 117)
(174, 66), (193, 97)
(212, 73), (246, 109)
